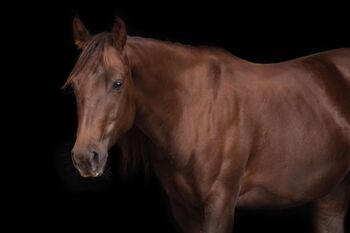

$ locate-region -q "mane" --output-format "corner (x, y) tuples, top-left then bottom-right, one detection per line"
(63, 33), (114, 88)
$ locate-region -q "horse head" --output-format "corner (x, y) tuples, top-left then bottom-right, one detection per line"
(65, 17), (135, 177)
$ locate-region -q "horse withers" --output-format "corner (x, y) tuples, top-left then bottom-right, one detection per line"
(64, 17), (350, 233)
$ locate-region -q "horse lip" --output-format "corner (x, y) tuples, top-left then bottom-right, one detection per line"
(77, 167), (103, 178)
(92, 170), (103, 177)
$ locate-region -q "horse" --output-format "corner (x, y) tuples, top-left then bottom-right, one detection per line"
(64, 17), (350, 233)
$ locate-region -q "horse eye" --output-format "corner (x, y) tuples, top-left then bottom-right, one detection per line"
(112, 80), (123, 90)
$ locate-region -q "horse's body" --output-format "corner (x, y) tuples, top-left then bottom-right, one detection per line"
(67, 18), (350, 233)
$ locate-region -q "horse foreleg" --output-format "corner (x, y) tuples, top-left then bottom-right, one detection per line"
(202, 183), (238, 233)
(313, 176), (349, 233)
(169, 184), (237, 233)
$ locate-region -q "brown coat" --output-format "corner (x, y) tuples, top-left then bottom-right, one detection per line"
(67, 17), (350, 233)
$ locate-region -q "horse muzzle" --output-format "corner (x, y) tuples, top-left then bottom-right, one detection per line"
(71, 148), (107, 177)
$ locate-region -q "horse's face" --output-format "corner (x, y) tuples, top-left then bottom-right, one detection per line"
(66, 17), (135, 177)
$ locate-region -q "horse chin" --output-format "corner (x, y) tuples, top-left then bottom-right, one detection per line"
(78, 169), (104, 178)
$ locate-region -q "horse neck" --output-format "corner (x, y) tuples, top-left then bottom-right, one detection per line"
(125, 36), (195, 149)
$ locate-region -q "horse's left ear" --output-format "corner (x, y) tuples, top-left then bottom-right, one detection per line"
(112, 17), (127, 51)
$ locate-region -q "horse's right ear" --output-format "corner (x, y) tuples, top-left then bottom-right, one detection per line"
(73, 17), (91, 49)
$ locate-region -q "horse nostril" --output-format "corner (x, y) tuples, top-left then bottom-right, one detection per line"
(92, 151), (99, 163)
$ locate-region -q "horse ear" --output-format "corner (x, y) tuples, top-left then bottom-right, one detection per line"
(112, 17), (127, 51)
(73, 17), (91, 49)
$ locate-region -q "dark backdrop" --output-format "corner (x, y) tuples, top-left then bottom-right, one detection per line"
(13, 2), (349, 232)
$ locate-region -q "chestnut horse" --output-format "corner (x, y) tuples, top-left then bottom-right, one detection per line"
(65, 17), (350, 233)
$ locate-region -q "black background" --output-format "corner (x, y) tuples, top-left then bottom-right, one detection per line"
(10, 2), (349, 232)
